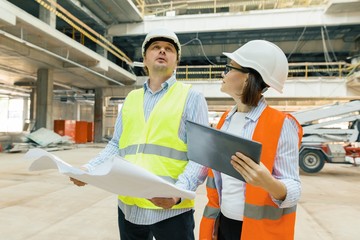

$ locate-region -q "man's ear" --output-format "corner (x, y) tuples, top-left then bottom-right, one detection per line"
(142, 55), (147, 65)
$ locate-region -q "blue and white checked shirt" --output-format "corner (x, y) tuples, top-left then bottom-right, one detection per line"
(85, 74), (209, 224)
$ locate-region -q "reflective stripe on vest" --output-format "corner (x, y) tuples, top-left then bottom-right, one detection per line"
(206, 175), (216, 189)
(244, 203), (297, 220)
(118, 81), (194, 209)
(120, 143), (188, 161)
(203, 205), (220, 219)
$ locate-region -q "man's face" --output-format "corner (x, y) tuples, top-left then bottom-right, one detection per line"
(143, 40), (178, 75)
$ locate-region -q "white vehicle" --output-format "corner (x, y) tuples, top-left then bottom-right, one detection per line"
(292, 100), (360, 173)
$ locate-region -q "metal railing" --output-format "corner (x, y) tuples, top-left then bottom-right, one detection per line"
(176, 62), (356, 82)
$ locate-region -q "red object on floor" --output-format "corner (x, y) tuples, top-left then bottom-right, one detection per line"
(75, 121), (88, 144)
(87, 122), (94, 142)
(54, 120), (76, 140)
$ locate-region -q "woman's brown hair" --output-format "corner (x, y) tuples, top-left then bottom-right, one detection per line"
(241, 68), (268, 106)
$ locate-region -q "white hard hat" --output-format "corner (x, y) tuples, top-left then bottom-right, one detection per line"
(142, 28), (181, 60)
(223, 40), (288, 93)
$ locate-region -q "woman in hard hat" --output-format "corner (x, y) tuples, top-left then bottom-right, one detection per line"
(199, 40), (303, 240)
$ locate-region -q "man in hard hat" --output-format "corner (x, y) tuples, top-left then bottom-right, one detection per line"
(70, 28), (209, 240)
(199, 40), (303, 240)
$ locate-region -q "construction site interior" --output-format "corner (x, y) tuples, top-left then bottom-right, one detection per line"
(0, 0), (359, 240)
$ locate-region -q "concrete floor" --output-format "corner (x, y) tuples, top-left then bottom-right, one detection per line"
(1, 145), (360, 240)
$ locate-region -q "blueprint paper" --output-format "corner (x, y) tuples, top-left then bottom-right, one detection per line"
(26, 148), (195, 199)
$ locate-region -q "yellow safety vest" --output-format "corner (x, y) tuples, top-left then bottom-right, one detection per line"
(118, 81), (194, 209)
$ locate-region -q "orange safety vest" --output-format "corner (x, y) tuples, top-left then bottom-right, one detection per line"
(199, 106), (303, 240)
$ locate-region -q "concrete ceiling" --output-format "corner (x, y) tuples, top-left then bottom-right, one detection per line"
(6, 0), (360, 65)
(0, 0), (140, 96)
(114, 24), (360, 66)
(7, 0), (143, 30)
(111, 0), (360, 66)
(139, 0), (331, 15)
(116, 0), (360, 65)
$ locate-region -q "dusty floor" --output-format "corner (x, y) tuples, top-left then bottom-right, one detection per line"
(0, 145), (359, 240)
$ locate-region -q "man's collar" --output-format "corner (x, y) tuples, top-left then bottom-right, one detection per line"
(143, 72), (176, 91)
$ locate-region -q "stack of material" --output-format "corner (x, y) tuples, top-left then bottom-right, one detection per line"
(3, 128), (75, 153)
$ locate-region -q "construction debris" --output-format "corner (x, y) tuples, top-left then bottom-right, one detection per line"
(1, 128), (75, 153)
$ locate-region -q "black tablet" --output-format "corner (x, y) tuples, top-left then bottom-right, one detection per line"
(186, 120), (262, 182)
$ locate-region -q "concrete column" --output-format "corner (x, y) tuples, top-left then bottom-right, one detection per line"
(22, 97), (29, 131)
(30, 89), (36, 130)
(94, 88), (104, 143)
(39, 0), (57, 28)
(75, 101), (80, 120)
(35, 69), (54, 130)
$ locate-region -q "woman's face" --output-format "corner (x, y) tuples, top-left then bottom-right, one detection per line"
(220, 61), (249, 99)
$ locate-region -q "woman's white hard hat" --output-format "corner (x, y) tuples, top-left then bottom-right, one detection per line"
(223, 40), (288, 93)
(142, 28), (181, 60)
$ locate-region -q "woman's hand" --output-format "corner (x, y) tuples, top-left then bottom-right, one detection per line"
(230, 152), (272, 187)
(230, 152), (287, 200)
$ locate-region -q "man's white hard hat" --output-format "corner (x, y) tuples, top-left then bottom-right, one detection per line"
(223, 40), (288, 93)
(142, 28), (181, 60)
